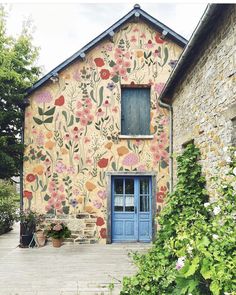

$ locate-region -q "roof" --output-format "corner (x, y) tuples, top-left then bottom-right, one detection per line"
(159, 4), (228, 102)
(27, 4), (187, 96)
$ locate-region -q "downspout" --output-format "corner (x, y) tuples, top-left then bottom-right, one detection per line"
(158, 97), (173, 193)
(20, 97), (30, 243)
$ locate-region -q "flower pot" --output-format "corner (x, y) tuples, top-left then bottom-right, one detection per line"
(21, 234), (35, 247)
(52, 238), (62, 248)
(35, 231), (46, 247)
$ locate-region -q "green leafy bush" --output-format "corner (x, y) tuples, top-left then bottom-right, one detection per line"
(121, 144), (236, 295)
(0, 181), (18, 234)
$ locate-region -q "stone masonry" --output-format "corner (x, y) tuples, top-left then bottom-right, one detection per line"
(171, 5), (236, 195)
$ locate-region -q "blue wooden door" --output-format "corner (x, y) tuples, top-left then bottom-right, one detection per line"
(112, 176), (152, 242)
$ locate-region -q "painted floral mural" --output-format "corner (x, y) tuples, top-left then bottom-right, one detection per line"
(24, 21), (183, 242)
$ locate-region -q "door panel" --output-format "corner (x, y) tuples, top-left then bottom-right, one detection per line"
(112, 176), (152, 242)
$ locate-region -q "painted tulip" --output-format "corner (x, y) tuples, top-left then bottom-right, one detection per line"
(97, 158), (108, 168)
(55, 95), (65, 106)
(96, 217), (105, 226)
(94, 58), (105, 67)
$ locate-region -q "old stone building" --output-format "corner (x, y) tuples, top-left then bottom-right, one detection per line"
(159, 4), (236, 194)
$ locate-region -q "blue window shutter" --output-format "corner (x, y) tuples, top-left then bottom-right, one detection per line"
(121, 88), (150, 135)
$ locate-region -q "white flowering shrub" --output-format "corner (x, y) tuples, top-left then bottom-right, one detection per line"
(121, 145), (236, 295)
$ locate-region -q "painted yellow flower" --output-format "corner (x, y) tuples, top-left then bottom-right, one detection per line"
(44, 140), (55, 150)
(61, 148), (68, 155)
(85, 205), (95, 213)
(33, 164), (44, 175)
(77, 196), (84, 204)
(105, 142), (113, 150)
(117, 146), (129, 156)
(46, 131), (53, 139)
(85, 181), (96, 192)
(136, 50), (144, 58)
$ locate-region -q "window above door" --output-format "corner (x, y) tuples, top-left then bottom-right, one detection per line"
(120, 86), (152, 138)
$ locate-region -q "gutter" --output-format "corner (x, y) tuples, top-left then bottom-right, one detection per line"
(158, 97), (173, 193)
(159, 4), (218, 101)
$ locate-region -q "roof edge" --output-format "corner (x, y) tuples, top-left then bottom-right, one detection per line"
(159, 4), (223, 102)
(27, 4), (187, 96)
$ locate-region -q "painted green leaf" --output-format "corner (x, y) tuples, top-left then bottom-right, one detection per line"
(44, 194), (50, 201)
(163, 47), (169, 66)
(111, 75), (119, 83)
(38, 107), (44, 116)
(62, 110), (67, 121)
(98, 86), (104, 107)
(111, 161), (117, 171)
(63, 206), (70, 214)
(33, 117), (43, 125)
(109, 60), (116, 67)
(68, 115), (74, 127)
(44, 117), (53, 124)
(44, 106), (56, 116)
(90, 90), (97, 103)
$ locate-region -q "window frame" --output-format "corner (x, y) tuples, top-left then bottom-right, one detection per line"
(120, 84), (153, 138)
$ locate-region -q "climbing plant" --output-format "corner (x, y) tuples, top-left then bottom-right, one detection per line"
(121, 144), (236, 295)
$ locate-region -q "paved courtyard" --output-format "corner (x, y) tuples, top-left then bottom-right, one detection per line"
(0, 224), (150, 295)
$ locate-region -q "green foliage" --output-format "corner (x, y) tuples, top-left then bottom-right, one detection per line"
(46, 221), (71, 239)
(121, 144), (236, 294)
(0, 5), (41, 178)
(0, 181), (18, 234)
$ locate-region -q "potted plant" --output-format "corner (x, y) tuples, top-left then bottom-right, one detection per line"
(35, 213), (46, 247)
(19, 210), (37, 247)
(46, 221), (71, 247)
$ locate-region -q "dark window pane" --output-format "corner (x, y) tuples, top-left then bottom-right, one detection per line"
(125, 179), (134, 194)
(114, 195), (123, 211)
(140, 195), (149, 212)
(140, 178), (149, 194)
(125, 195), (134, 212)
(121, 88), (150, 135)
(114, 179), (123, 194)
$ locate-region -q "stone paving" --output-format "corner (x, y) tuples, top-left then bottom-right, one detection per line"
(0, 224), (150, 295)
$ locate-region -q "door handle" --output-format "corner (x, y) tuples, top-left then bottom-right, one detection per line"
(135, 207), (137, 214)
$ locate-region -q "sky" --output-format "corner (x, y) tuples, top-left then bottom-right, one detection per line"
(4, 2), (208, 76)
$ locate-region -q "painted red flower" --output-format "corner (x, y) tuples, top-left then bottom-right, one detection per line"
(94, 58), (105, 67)
(26, 173), (36, 182)
(23, 190), (33, 200)
(100, 69), (110, 80)
(97, 158), (108, 168)
(156, 186), (167, 203)
(55, 95), (65, 106)
(96, 217), (105, 226)
(155, 33), (164, 44)
(100, 228), (107, 239)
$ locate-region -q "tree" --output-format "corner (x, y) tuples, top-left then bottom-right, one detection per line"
(0, 5), (41, 179)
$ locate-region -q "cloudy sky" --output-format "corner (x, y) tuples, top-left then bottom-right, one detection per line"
(5, 2), (207, 76)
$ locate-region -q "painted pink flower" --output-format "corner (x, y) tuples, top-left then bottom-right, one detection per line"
(87, 114), (94, 121)
(154, 82), (165, 95)
(116, 58), (123, 65)
(77, 101), (82, 109)
(103, 100), (110, 107)
(59, 194), (66, 201)
(97, 190), (107, 200)
(113, 64), (120, 72)
(73, 69), (81, 81)
(154, 153), (161, 161)
(119, 68), (126, 76)
(150, 145), (158, 153)
(55, 161), (67, 173)
(67, 166), (76, 174)
(51, 192), (58, 199)
(124, 52), (130, 59)
(36, 131), (44, 146)
(58, 184), (64, 192)
(35, 90), (52, 104)
(84, 137), (90, 143)
(122, 75), (128, 81)
(122, 153), (139, 167)
(123, 61), (131, 68)
(115, 48), (122, 54)
(145, 40), (154, 48)
(80, 118), (88, 126)
(93, 199), (102, 209)
(160, 117), (169, 126)
(130, 35), (137, 43)
(54, 201), (62, 210)
(96, 108), (105, 117)
(48, 198), (55, 206)
(64, 133), (71, 141)
(137, 165), (146, 172)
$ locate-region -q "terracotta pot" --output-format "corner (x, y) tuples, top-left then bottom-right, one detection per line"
(52, 238), (62, 248)
(36, 231), (46, 247)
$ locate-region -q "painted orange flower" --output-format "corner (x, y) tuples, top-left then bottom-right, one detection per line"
(33, 165), (44, 175)
(85, 205), (95, 213)
(105, 142), (113, 150)
(96, 217), (105, 226)
(23, 190), (33, 200)
(100, 69), (110, 80)
(117, 146), (129, 156)
(85, 181), (96, 192)
(45, 140), (54, 150)
(136, 50), (144, 58)
(46, 131), (53, 139)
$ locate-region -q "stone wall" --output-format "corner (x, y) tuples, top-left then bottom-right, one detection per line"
(172, 5), (236, 196)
